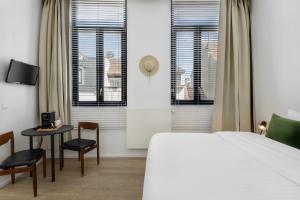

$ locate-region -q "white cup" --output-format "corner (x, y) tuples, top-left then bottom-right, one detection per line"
(55, 119), (62, 127)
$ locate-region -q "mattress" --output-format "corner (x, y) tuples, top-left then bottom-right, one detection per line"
(143, 132), (300, 200)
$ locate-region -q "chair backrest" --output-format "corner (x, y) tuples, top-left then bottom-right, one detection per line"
(78, 122), (99, 144)
(79, 122), (99, 130)
(0, 131), (15, 155)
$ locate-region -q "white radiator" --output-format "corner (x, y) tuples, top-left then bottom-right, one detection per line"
(126, 109), (172, 149)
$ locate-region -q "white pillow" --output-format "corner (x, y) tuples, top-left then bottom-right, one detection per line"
(287, 109), (300, 121)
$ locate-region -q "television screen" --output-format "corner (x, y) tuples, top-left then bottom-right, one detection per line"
(6, 59), (39, 85)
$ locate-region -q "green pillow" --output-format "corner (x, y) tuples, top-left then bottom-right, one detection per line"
(266, 114), (300, 149)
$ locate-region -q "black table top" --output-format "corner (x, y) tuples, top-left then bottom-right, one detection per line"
(21, 125), (74, 137)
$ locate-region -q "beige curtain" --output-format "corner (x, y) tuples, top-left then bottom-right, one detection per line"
(212, 0), (252, 132)
(39, 0), (71, 137)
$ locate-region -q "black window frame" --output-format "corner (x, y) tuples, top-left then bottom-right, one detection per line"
(72, 1), (127, 107)
(171, 2), (217, 105)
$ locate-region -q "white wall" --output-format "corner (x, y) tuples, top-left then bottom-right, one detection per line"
(126, 0), (172, 148)
(251, 0), (300, 126)
(0, 0), (42, 186)
(127, 0), (171, 110)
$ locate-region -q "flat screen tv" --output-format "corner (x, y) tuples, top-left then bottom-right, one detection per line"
(6, 59), (39, 85)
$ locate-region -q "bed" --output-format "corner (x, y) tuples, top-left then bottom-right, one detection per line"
(143, 132), (300, 200)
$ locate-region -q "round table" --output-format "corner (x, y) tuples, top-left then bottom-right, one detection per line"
(21, 125), (74, 182)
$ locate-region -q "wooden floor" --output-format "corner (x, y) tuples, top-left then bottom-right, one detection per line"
(0, 158), (146, 200)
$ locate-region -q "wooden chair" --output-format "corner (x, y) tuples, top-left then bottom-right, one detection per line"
(59, 122), (99, 176)
(0, 131), (46, 197)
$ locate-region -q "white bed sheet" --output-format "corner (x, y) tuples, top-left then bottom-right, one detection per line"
(143, 132), (300, 200)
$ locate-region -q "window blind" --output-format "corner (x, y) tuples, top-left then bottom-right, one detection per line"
(171, 0), (220, 105)
(72, 0), (127, 106)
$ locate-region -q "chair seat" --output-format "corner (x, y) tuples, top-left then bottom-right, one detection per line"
(0, 149), (44, 169)
(62, 138), (96, 150)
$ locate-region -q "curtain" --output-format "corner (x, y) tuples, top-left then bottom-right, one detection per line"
(39, 0), (71, 141)
(212, 0), (252, 132)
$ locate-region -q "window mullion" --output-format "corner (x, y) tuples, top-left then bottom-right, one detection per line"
(171, 29), (177, 104)
(72, 29), (79, 105)
(121, 31), (127, 106)
(194, 30), (201, 104)
(96, 30), (104, 104)
(198, 31), (202, 103)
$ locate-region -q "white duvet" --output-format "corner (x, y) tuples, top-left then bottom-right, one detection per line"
(143, 132), (300, 200)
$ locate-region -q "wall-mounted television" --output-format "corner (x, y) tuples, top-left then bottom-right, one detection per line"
(5, 59), (39, 85)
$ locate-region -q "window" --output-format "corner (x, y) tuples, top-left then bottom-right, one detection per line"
(72, 0), (127, 106)
(171, 0), (219, 105)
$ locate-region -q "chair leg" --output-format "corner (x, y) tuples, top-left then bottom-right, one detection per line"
(97, 145), (100, 165)
(29, 165), (32, 177)
(32, 164), (37, 197)
(11, 168), (15, 184)
(78, 151), (80, 161)
(62, 147), (65, 169)
(43, 151), (47, 178)
(80, 150), (84, 176)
